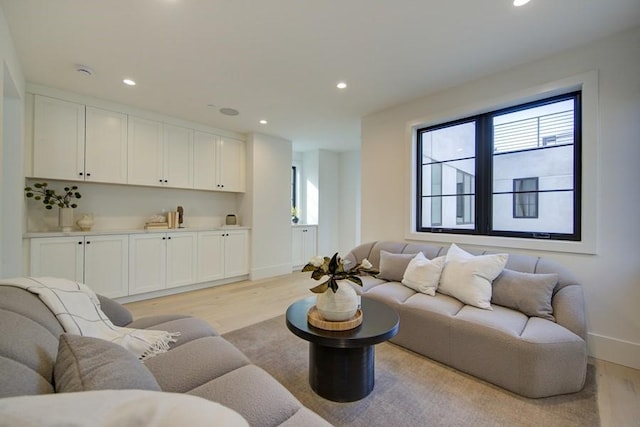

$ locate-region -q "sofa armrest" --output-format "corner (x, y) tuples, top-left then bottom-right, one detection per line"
(552, 284), (587, 341)
(97, 294), (133, 326)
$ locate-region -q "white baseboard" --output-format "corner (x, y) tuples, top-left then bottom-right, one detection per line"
(115, 276), (248, 304)
(588, 332), (640, 370)
(250, 263), (292, 280)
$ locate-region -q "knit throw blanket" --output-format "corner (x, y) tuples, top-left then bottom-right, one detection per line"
(0, 277), (180, 360)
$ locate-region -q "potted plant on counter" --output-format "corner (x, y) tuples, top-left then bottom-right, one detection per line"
(25, 182), (81, 232)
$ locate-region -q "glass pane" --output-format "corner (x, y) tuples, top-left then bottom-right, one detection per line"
(421, 121), (475, 164)
(493, 145), (574, 194)
(493, 191), (574, 233)
(493, 99), (574, 153)
(447, 192), (474, 229)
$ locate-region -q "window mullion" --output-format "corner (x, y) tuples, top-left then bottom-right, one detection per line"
(476, 115), (491, 235)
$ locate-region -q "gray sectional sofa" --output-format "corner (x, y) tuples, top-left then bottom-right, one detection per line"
(0, 285), (330, 426)
(344, 241), (588, 398)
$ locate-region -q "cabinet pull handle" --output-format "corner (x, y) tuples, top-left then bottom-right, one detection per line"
(164, 180), (168, 183)
(168, 236), (171, 240)
(79, 172), (83, 176)
(162, 237), (166, 240)
(86, 241), (91, 244)
(86, 173), (91, 177)
(78, 241), (83, 245)
(159, 179), (163, 183)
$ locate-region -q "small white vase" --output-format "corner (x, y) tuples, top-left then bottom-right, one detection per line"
(316, 281), (359, 321)
(76, 213), (94, 231)
(59, 207), (74, 232)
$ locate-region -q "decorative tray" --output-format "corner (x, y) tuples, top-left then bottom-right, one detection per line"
(307, 306), (363, 331)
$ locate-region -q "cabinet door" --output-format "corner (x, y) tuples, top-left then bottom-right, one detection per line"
(193, 131), (217, 190)
(197, 231), (225, 281)
(33, 95), (85, 180)
(291, 227), (305, 267)
(224, 230), (249, 277)
(217, 137), (246, 192)
(166, 232), (197, 288)
(164, 124), (194, 189)
(83, 235), (129, 298)
(302, 226), (317, 262)
(128, 233), (166, 295)
(30, 236), (83, 281)
(85, 107), (128, 184)
(127, 116), (164, 186)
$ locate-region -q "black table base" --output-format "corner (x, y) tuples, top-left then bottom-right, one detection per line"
(309, 343), (374, 402)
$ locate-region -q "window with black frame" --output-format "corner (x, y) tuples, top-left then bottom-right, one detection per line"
(416, 91), (581, 241)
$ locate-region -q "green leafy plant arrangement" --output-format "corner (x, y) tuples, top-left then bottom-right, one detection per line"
(24, 182), (81, 209)
(302, 252), (378, 294)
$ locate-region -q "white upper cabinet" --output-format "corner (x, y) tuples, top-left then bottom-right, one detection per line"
(33, 95), (85, 180)
(33, 97), (128, 184)
(218, 137), (246, 192)
(128, 118), (194, 188)
(163, 124), (194, 189)
(85, 106), (128, 183)
(193, 133), (246, 192)
(193, 131), (218, 190)
(127, 116), (164, 186)
(31, 93), (245, 192)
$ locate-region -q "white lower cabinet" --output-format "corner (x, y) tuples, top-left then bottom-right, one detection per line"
(29, 229), (248, 300)
(292, 225), (317, 268)
(128, 232), (197, 295)
(30, 235), (129, 298)
(197, 230), (249, 282)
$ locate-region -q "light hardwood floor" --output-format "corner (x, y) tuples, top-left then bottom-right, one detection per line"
(125, 272), (640, 427)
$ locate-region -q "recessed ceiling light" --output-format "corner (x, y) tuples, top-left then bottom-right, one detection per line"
(513, 0), (530, 6)
(123, 78), (136, 86)
(259, 119), (268, 124)
(336, 82), (347, 89)
(219, 107), (239, 116)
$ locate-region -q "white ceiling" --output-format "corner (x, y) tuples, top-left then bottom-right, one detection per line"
(2, 0), (639, 152)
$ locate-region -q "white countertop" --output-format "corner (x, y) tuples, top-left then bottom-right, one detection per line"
(24, 225), (251, 238)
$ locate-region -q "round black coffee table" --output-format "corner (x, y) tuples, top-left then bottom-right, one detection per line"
(285, 296), (399, 402)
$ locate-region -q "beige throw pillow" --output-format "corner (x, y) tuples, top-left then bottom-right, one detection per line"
(492, 269), (558, 321)
(378, 251), (416, 282)
(401, 253), (445, 296)
(439, 244), (508, 309)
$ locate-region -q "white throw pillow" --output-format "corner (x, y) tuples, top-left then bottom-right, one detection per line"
(439, 244), (508, 309)
(401, 253), (445, 296)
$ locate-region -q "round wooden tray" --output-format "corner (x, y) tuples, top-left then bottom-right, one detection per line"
(307, 306), (363, 331)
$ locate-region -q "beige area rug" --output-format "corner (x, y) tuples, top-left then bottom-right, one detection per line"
(223, 315), (599, 427)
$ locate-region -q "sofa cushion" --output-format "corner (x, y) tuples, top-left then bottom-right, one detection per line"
(492, 269), (558, 321)
(127, 316), (218, 349)
(439, 244), (508, 309)
(0, 356), (54, 397)
(144, 336), (250, 393)
(378, 251), (415, 281)
(188, 364), (303, 427)
(54, 334), (161, 392)
(401, 253), (445, 296)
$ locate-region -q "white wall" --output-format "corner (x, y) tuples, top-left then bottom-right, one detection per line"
(339, 150), (361, 255)
(361, 27), (640, 368)
(241, 133), (292, 280)
(296, 149), (361, 257)
(317, 150), (340, 256)
(0, 5), (25, 278)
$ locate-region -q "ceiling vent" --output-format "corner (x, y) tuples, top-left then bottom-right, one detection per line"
(76, 65), (94, 76)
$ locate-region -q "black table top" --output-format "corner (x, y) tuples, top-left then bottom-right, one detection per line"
(286, 296), (399, 349)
